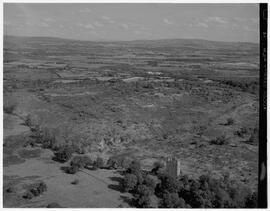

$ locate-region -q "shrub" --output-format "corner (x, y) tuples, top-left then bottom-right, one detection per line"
(5, 186), (15, 193)
(70, 155), (92, 169)
(120, 157), (132, 169)
(151, 161), (164, 175)
(23, 181), (47, 199)
(210, 135), (228, 145)
(123, 173), (138, 192)
(71, 179), (79, 185)
(225, 118), (234, 126)
(23, 191), (34, 199)
(107, 156), (119, 169)
(40, 128), (56, 148)
(234, 127), (248, 138)
(106, 156), (132, 170)
(66, 165), (79, 174)
(53, 145), (73, 162)
(127, 160), (141, 174)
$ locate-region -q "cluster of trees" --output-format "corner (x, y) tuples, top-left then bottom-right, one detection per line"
(210, 135), (228, 145)
(23, 181), (47, 199)
(121, 160), (257, 208)
(107, 155), (133, 169)
(64, 155), (104, 174)
(220, 79), (259, 94)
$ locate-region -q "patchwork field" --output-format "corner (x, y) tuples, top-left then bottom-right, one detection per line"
(3, 35), (259, 208)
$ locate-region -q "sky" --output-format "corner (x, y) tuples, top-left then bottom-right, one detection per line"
(4, 3), (259, 43)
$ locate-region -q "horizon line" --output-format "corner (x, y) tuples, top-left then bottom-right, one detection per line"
(4, 34), (259, 45)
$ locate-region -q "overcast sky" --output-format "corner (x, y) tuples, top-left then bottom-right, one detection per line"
(4, 3), (259, 43)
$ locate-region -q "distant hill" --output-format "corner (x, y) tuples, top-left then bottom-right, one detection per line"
(4, 35), (259, 51)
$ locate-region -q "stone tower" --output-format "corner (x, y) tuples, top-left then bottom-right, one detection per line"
(165, 156), (181, 178)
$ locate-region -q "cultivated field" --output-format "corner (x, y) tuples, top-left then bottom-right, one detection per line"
(3, 35), (259, 208)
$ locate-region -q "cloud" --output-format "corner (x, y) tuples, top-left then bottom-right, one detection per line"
(196, 22), (209, 28)
(85, 24), (95, 29)
(206, 16), (228, 25)
(93, 21), (103, 27)
(120, 23), (129, 29)
(43, 18), (54, 22)
(40, 22), (50, 27)
(163, 18), (174, 25)
(101, 16), (115, 24)
(79, 8), (92, 13)
(76, 22), (95, 30)
(134, 30), (141, 35)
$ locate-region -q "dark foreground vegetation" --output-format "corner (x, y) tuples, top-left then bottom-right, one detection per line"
(121, 160), (257, 208)
(51, 146), (257, 208)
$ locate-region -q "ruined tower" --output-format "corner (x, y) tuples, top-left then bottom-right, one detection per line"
(165, 156), (181, 178)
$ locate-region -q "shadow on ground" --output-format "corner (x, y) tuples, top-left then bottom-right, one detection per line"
(108, 176), (124, 193)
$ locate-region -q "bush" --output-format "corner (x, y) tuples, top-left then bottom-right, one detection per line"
(210, 135), (228, 145)
(70, 155), (92, 169)
(66, 165), (79, 174)
(53, 145), (73, 162)
(107, 156), (132, 169)
(107, 156), (119, 169)
(123, 174), (138, 192)
(151, 161), (164, 175)
(23, 181), (47, 199)
(23, 191), (34, 199)
(225, 118), (234, 126)
(127, 160), (141, 174)
(71, 179), (79, 185)
(24, 114), (39, 128)
(234, 127), (248, 138)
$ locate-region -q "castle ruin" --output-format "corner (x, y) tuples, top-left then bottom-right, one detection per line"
(165, 156), (181, 178)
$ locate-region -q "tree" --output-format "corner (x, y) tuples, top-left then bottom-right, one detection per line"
(123, 174), (138, 192)
(143, 175), (157, 193)
(156, 174), (180, 197)
(127, 160), (141, 174)
(161, 192), (189, 208)
(53, 145), (73, 162)
(70, 155), (92, 169)
(151, 161), (164, 175)
(107, 156), (119, 169)
(135, 184), (152, 208)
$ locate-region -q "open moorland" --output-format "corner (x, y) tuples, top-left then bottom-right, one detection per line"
(3, 35), (259, 208)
